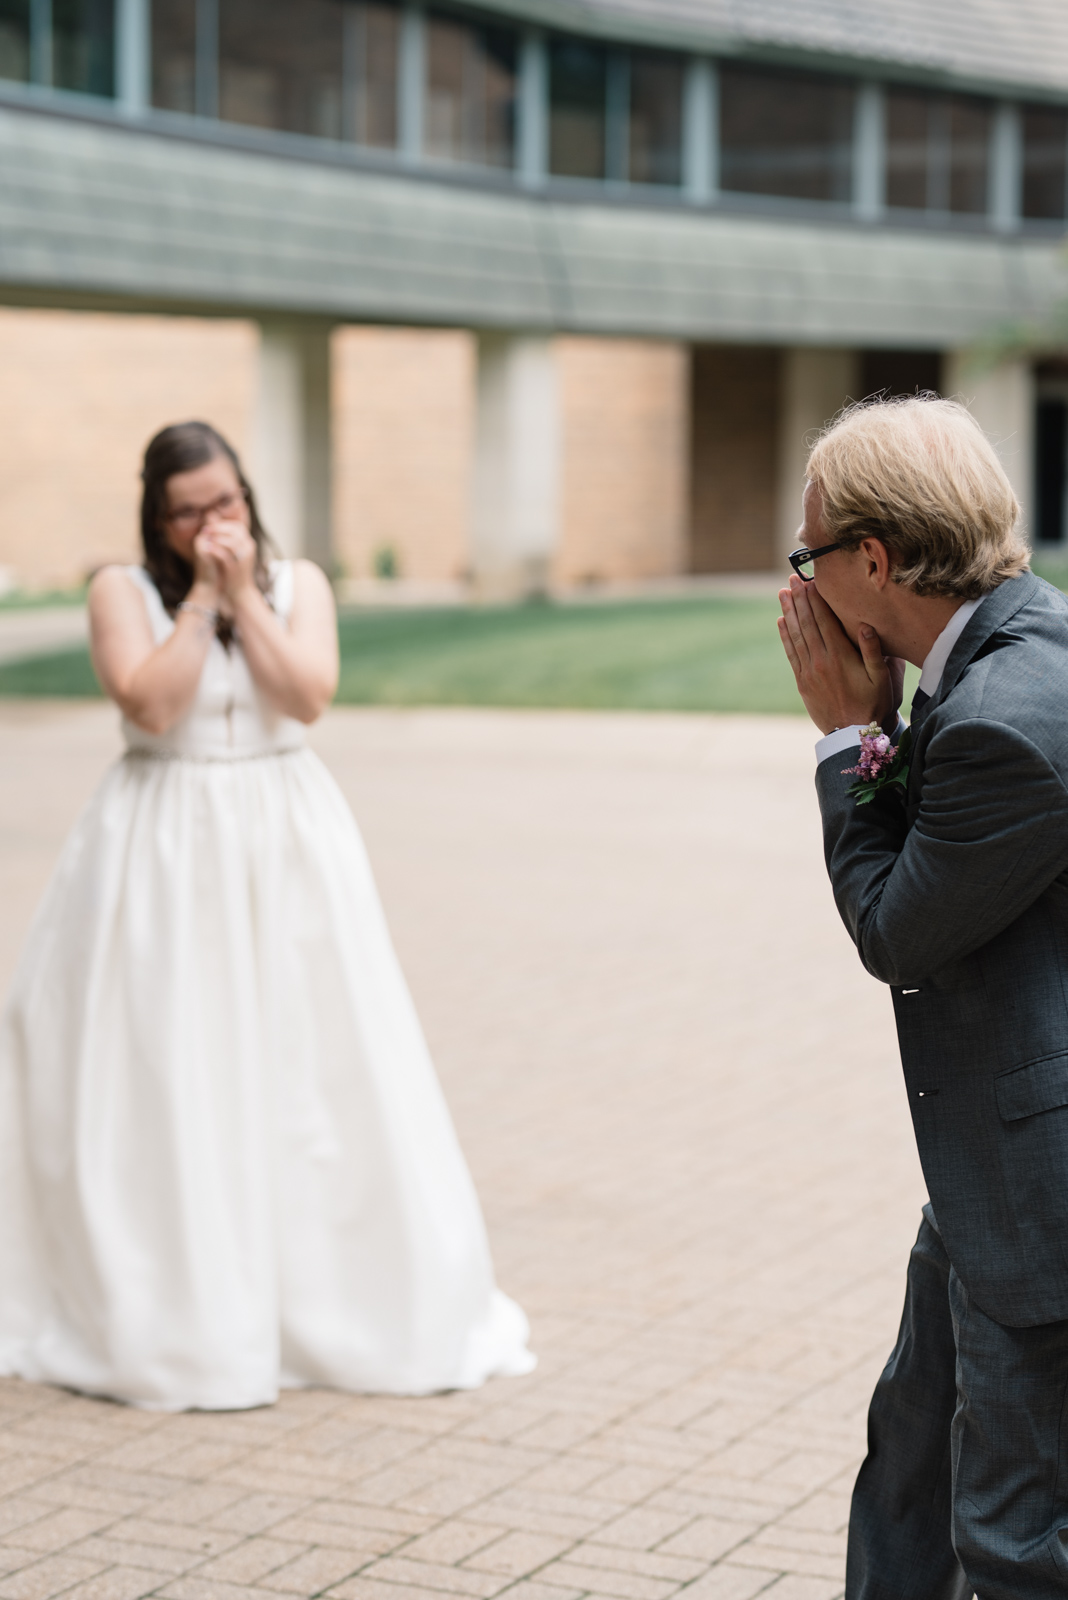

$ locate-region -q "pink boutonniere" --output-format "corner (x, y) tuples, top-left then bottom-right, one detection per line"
(842, 721), (912, 807)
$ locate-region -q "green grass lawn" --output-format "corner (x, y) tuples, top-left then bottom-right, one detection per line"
(0, 647), (103, 697)
(0, 596), (812, 714)
(0, 585), (87, 611)
(3, 551), (1063, 714)
(334, 597), (805, 711)
(1031, 554), (1068, 591)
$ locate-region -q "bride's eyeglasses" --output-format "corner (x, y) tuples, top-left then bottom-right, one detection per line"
(788, 542), (839, 581)
(165, 490), (247, 533)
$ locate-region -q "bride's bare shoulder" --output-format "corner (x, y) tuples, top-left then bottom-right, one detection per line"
(290, 558), (337, 620)
(90, 564), (145, 597)
(89, 566), (152, 634)
(291, 558), (334, 596)
(90, 564), (137, 593)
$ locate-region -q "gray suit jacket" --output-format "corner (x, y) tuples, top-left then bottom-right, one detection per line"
(817, 569), (1068, 1326)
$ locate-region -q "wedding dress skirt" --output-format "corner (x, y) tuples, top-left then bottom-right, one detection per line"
(0, 563), (533, 1410)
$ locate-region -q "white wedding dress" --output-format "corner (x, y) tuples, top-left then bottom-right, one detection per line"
(0, 562), (533, 1411)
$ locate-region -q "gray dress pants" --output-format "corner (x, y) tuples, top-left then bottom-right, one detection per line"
(847, 1207), (1068, 1599)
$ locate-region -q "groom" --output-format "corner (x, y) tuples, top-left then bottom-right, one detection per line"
(777, 395), (1068, 1598)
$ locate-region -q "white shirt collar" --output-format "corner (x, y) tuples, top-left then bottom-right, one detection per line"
(917, 596), (985, 698)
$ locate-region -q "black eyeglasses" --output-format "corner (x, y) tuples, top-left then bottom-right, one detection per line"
(788, 542), (839, 581)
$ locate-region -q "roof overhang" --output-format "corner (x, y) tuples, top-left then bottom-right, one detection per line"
(456, 0), (1068, 105)
(0, 102), (1065, 350)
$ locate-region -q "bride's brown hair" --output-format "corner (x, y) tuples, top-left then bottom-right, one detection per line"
(140, 421), (275, 644)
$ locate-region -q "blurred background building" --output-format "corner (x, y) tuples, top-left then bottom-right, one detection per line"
(0, 0), (1066, 594)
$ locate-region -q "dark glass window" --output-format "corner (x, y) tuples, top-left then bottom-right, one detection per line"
(218, 0), (344, 138)
(53, 0), (114, 96)
(948, 96), (990, 213)
(886, 89), (928, 208)
(425, 10), (515, 168)
(887, 89), (991, 213)
(1023, 105), (1068, 220)
(549, 38), (606, 179)
(719, 66), (854, 202)
(345, 1), (398, 147)
(629, 49), (682, 185)
(1036, 398), (1068, 543)
(151, 0), (195, 113)
(860, 350), (942, 400)
(0, 0), (29, 82)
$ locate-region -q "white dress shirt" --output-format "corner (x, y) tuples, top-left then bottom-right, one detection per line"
(814, 596), (985, 766)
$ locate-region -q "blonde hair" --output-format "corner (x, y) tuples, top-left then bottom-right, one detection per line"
(806, 395), (1029, 599)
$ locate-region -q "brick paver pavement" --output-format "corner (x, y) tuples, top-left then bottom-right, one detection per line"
(0, 704), (929, 1600)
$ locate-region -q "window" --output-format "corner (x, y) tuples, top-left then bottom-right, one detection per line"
(152, 0), (399, 144)
(1036, 397), (1068, 543)
(886, 89), (991, 214)
(549, 38), (606, 179)
(345, 1), (398, 148)
(629, 49), (682, 185)
(719, 66), (854, 202)
(948, 96), (990, 213)
(52, 0), (114, 96)
(151, 0), (195, 113)
(859, 350), (942, 401)
(0, 0), (29, 83)
(1023, 105), (1068, 221)
(218, 0), (344, 138)
(885, 90), (927, 209)
(425, 10), (515, 168)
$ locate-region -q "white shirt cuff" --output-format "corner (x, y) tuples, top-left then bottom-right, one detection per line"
(814, 716), (907, 768)
(815, 725), (866, 766)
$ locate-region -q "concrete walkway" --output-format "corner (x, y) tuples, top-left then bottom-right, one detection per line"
(0, 704), (927, 1600)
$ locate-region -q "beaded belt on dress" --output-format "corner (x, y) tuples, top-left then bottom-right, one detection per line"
(123, 746), (303, 764)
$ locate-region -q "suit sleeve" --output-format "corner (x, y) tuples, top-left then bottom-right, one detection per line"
(816, 717), (1068, 986)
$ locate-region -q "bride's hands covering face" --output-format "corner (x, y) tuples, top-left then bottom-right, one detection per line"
(198, 519), (257, 606)
(191, 529), (224, 599)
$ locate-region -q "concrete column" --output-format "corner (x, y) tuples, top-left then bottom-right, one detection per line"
(252, 320), (334, 570)
(990, 103), (1022, 232)
(605, 48), (630, 184)
(853, 82), (885, 220)
(398, 2), (425, 164)
(471, 333), (560, 598)
(29, 0), (52, 87)
(682, 58), (717, 204)
(194, 0), (218, 117)
(944, 352), (1035, 537)
(776, 348), (860, 561)
(517, 29), (548, 188)
(115, 0), (150, 115)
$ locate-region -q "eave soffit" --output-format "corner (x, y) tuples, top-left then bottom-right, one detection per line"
(470, 0), (1068, 105)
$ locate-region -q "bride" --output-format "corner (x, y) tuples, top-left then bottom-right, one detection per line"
(0, 420), (533, 1411)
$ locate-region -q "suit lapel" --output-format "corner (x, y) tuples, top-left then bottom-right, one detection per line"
(905, 571), (1038, 809)
(925, 571), (1038, 718)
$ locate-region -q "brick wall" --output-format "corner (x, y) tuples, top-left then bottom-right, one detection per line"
(0, 309), (257, 591)
(332, 326), (473, 583)
(690, 345), (781, 572)
(0, 313), (695, 593)
(555, 337), (689, 585)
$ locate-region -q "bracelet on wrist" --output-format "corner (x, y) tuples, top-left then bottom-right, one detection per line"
(176, 600), (219, 624)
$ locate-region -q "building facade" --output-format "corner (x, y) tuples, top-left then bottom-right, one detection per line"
(0, 0), (1066, 589)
